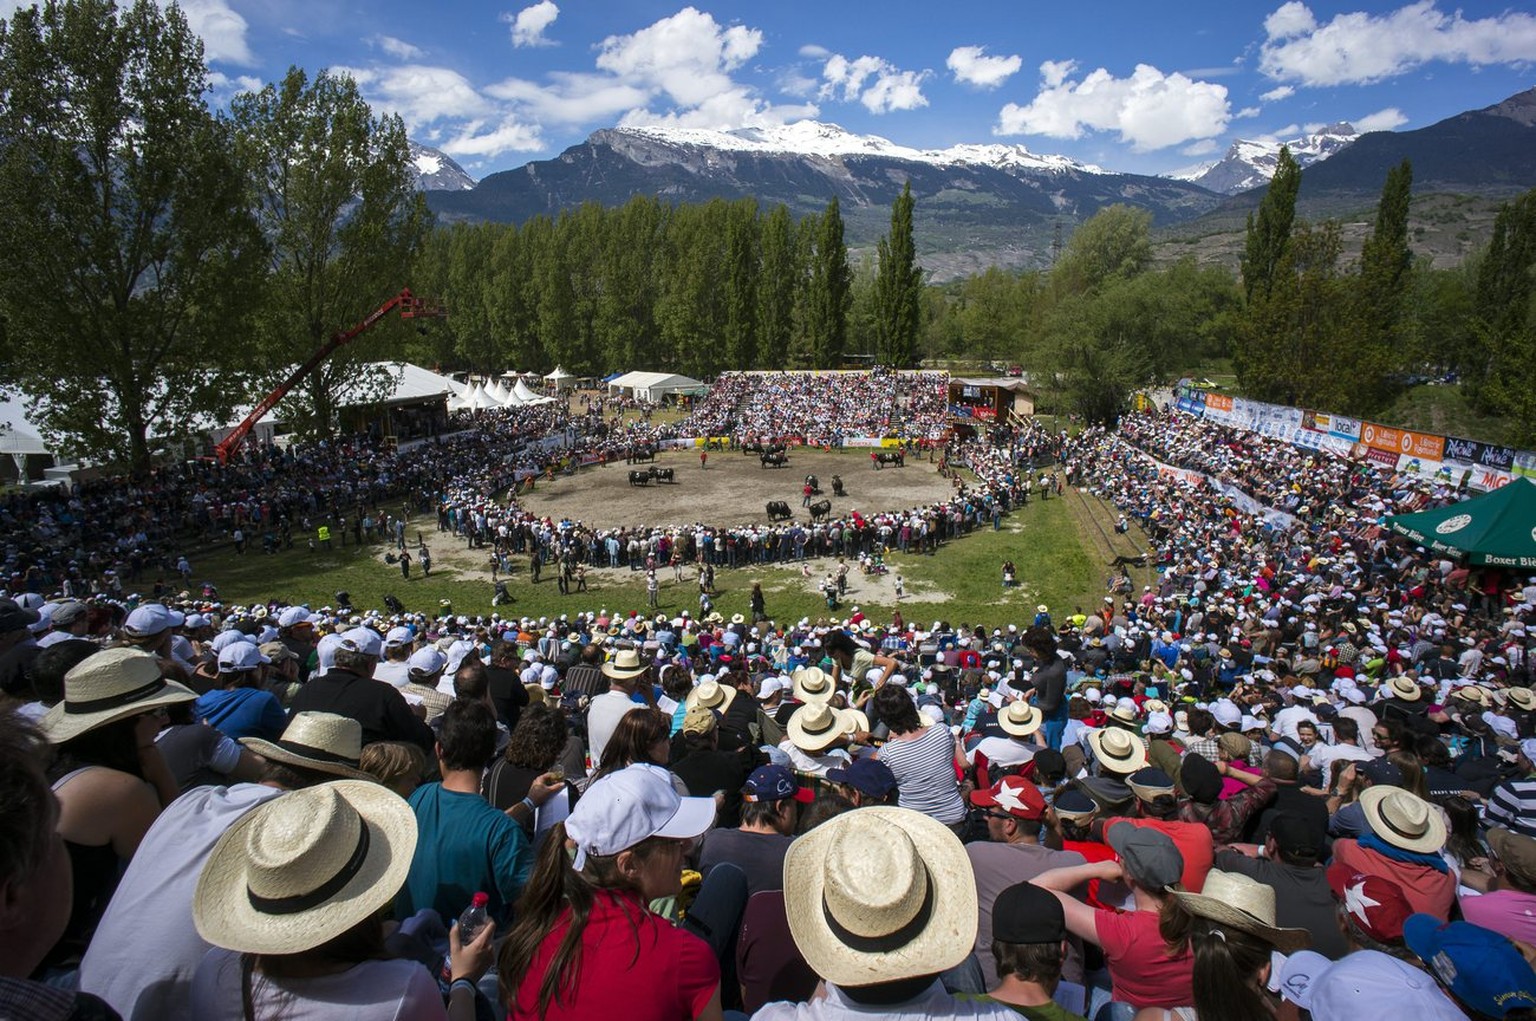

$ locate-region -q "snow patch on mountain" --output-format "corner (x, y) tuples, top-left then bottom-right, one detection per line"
(1175, 124), (1359, 195)
(407, 142), (476, 192)
(611, 120), (1105, 175)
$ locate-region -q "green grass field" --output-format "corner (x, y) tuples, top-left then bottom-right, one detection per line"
(191, 488), (1112, 628)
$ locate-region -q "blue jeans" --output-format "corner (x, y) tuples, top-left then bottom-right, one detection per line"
(1044, 716), (1068, 751)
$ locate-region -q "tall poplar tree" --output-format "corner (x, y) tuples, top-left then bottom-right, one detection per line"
(1240, 146), (1301, 303)
(803, 198), (852, 368)
(873, 182), (923, 367)
(0, 0), (263, 469)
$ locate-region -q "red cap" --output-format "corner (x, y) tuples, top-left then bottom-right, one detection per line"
(969, 775), (1046, 820)
(1327, 864), (1410, 943)
(470, 892), (489, 907)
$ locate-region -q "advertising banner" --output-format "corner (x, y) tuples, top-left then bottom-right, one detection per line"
(1360, 422), (1446, 462)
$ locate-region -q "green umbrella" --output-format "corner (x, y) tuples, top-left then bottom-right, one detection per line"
(1383, 477), (1536, 569)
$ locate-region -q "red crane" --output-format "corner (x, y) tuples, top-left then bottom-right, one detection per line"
(213, 288), (446, 463)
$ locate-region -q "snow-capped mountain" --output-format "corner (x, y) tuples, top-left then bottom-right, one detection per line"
(1174, 123), (1359, 195)
(407, 142), (476, 192)
(612, 121), (1104, 176)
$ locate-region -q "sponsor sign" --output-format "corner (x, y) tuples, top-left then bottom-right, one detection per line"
(1360, 422), (1445, 461)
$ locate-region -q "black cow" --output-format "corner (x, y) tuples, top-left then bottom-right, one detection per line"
(761, 451), (789, 468)
(649, 466), (675, 483)
(742, 441), (765, 455)
(809, 499), (832, 521)
(628, 470), (651, 486)
(873, 450), (905, 468)
(832, 474), (846, 497)
(765, 500), (792, 521)
(631, 446), (657, 463)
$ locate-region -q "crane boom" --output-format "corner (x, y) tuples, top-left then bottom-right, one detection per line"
(213, 288), (444, 463)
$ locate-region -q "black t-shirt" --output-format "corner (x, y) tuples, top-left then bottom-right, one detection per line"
(671, 747), (752, 827)
(485, 665), (529, 732)
(696, 828), (792, 897)
(287, 669), (434, 750)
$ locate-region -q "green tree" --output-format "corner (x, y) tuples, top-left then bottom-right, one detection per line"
(801, 198), (852, 368)
(1349, 159), (1415, 412)
(756, 204), (797, 368)
(232, 67), (431, 439)
(1240, 146), (1301, 302)
(1051, 205), (1152, 296)
(873, 182), (923, 366)
(0, 0), (263, 470)
(1237, 220), (1349, 407)
(1469, 188), (1536, 442)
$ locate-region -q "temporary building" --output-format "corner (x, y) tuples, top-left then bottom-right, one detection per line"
(544, 366), (574, 390)
(606, 371), (707, 403)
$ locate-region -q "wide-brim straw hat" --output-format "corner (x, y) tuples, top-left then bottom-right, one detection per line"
(1174, 869), (1311, 953)
(782, 806), (977, 987)
(194, 780), (417, 955)
(240, 711), (372, 780)
(788, 702), (847, 753)
(1359, 785), (1447, 855)
(1509, 686), (1536, 711)
(792, 666), (835, 704)
(1087, 727), (1148, 773)
(998, 701), (1043, 738)
(602, 648), (650, 680)
(1387, 675), (1422, 701)
(686, 678), (736, 712)
(841, 708), (871, 736)
(1452, 685), (1490, 707)
(42, 647), (197, 744)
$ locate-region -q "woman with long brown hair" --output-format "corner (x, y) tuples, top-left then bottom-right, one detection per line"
(499, 764), (720, 1021)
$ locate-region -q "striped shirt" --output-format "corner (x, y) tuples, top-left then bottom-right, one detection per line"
(877, 723), (966, 825)
(1487, 776), (1536, 838)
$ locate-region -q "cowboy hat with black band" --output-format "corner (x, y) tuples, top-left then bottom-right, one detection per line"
(41, 647), (196, 744)
(241, 712), (373, 781)
(601, 647), (649, 681)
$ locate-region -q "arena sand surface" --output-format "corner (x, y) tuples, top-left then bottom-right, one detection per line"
(516, 447), (957, 529)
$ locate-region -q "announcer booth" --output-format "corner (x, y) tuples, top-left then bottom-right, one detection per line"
(948, 377), (1036, 426)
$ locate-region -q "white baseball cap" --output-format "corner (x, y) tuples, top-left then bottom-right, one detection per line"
(565, 764), (715, 870)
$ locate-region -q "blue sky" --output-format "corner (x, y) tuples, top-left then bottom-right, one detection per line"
(14, 0), (1536, 178)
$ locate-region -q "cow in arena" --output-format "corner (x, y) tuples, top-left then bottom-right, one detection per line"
(809, 499), (832, 521)
(831, 474), (846, 497)
(649, 466), (675, 483)
(628, 470), (651, 486)
(761, 451), (789, 468)
(631, 445), (657, 463)
(804, 473), (820, 494)
(766, 500), (792, 521)
(873, 449), (905, 469)
(742, 441), (765, 455)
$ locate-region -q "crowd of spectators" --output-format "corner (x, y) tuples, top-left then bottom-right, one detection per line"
(681, 368), (950, 445)
(2, 390), (1536, 1021)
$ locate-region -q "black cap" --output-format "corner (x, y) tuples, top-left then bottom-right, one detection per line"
(1269, 812), (1322, 862)
(0, 598), (40, 634)
(992, 882), (1065, 944)
(1181, 752), (1222, 804)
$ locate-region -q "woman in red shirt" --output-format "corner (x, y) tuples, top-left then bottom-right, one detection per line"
(498, 764), (721, 1021)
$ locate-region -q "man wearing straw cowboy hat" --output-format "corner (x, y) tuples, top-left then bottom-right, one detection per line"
(585, 647), (649, 772)
(1330, 784), (1455, 919)
(79, 712), (383, 1019)
(782, 701), (854, 777)
(754, 806), (1015, 1019)
(966, 700), (1045, 771)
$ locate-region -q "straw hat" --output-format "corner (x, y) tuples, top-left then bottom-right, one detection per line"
(997, 701), (1043, 738)
(601, 648), (649, 680)
(686, 677), (736, 712)
(1509, 687), (1536, 711)
(193, 781), (417, 955)
(782, 806), (977, 987)
(1386, 675), (1422, 701)
(788, 702), (847, 753)
(1087, 727), (1147, 773)
(1174, 869), (1311, 952)
(1452, 685), (1490, 708)
(240, 712), (372, 780)
(41, 648), (197, 744)
(792, 666), (835, 704)
(841, 708), (871, 736)
(1359, 786), (1447, 855)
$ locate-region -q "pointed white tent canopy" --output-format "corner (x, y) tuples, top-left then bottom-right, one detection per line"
(483, 379), (507, 404)
(544, 365), (574, 390)
(513, 379), (553, 405)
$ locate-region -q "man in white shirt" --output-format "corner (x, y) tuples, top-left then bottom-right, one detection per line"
(585, 648), (647, 771)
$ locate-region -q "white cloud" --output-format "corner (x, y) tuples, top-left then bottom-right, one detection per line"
(370, 34), (424, 60)
(174, 0), (255, 65)
(596, 7), (762, 109)
(335, 63), (496, 126)
(1260, 1), (1536, 86)
(996, 62), (1231, 151)
(799, 43), (830, 59)
(1354, 106), (1408, 132)
(1235, 105), (1261, 118)
(440, 118), (545, 158)
(820, 52), (930, 113)
(505, 1), (559, 49)
(208, 71), (263, 95)
(947, 45), (1023, 89)
(1260, 84), (1295, 101)
(1181, 139), (1220, 156)
(485, 72), (650, 125)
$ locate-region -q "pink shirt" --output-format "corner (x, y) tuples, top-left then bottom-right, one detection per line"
(1461, 888), (1536, 945)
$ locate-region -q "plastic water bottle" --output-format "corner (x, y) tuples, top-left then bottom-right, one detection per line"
(441, 892), (490, 981)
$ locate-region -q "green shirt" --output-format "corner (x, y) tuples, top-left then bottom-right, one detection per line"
(953, 993), (1087, 1021)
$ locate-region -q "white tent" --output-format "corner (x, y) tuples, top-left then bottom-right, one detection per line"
(607, 371), (706, 403)
(483, 379), (508, 404)
(544, 365), (574, 390)
(513, 379), (555, 406)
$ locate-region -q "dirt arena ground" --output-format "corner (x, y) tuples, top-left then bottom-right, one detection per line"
(517, 447), (958, 529)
